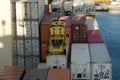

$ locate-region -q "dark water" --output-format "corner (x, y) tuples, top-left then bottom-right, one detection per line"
(96, 12), (120, 80)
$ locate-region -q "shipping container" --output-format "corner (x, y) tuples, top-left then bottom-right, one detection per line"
(87, 19), (99, 30)
(41, 43), (48, 62)
(73, 0), (85, 14)
(63, 1), (72, 16)
(46, 54), (67, 68)
(32, 39), (39, 56)
(47, 69), (70, 80)
(72, 14), (86, 24)
(87, 30), (103, 43)
(17, 40), (24, 55)
(1, 66), (25, 80)
(37, 63), (48, 69)
(31, 21), (39, 37)
(71, 43), (91, 80)
(25, 40), (32, 55)
(16, 1), (38, 20)
(16, 21), (24, 37)
(40, 15), (51, 43)
(12, 2), (16, 20)
(89, 43), (112, 80)
(23, 68), (48, 80)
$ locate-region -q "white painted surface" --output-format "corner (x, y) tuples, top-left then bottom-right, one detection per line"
(89, 43), (112, 80)
(87, 19), (99, 30)
(46, 54), (67, 68)
(71, 43), (91, 80)
(0, 0), (13, 72)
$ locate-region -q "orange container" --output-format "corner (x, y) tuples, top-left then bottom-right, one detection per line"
(41, 43), (48, 62)
(47, 69), (70, 80)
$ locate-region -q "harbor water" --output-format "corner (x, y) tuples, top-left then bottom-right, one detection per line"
(96, 10), (120, 80)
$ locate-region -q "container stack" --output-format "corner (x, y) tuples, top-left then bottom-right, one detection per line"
(72, 14), (88, 43)
(11, 0), (44, 67)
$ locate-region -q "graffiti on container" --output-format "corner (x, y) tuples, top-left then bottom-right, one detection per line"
(94, 64), (110, 80)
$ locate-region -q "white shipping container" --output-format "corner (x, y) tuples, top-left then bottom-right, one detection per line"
(32, 39), (39, 56)
(17, 40), (24, 55)
(87, 19), (99, 30)
(25, 57), (32, 66)
(17, 57), (24, 66)
(46, 54), (67, 68)
(25, 40), (32, 55)
(24, 21), (31, 37)
(16, 21), (24, 37)
(71, 43), (91, 80)
(16, 1), (38, 20)
(31, 21), (39, 37)
(63, 1), (72, 11)
(89, 43), (112, 80)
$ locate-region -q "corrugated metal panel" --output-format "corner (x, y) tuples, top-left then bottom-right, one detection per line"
(41, 44), (48, 62)
(31, 21), (39, 37)
(46, 54), (67, 68)
(25, 40), (32, 55)
(32, 39), (39, 56)
(17, 57), (25, 66)
(25, 57), (32, 66)
(87, 19), (99, 30)
(87, 30), (103, 43)
(12, 21), (16, 37)
(17, 40), (24, 55)
(16, 21), (24, 37)
(16, 1), (39, 20)
(47, 69), (70, 80)
(89, 43), (112, 80)
(1, 66), (25, 80)
(32, 57), (40, 67)
(24, 21), (31, 37)
(23, 69), (48, 80)
(89, 43), (111, 62)
(71, 43), (91, 80)
(71, 43), (90, 64)
(12, 2), (16, 20)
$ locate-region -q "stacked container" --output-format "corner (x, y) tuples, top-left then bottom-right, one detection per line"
(0, 66), (25, 80)
(47, 69), (70, 80)
(11, 0), (44, 67)
(23, 68), (48, 80)
(40, 15), (51, 62)
(73, 0), (85, 15)
(51, 0), (64, 20)
(72, 14), (88, 43)
(71, 44), (91, 80)
(89, 43), (112, 80)
(63, 1), (73, 16)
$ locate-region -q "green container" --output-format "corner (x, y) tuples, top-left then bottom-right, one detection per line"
(44, 0), (49, 5)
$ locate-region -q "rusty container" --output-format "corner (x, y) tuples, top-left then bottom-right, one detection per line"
(40, 15), (51, 43)
(41, 43), (48, 62)
(72, 14), (86, 24)
(87, 30), (103, 43)
(47, 69), (70, 80)
(1, 66), (25, 80)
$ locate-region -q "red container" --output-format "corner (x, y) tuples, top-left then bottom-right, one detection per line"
(87, 30), (103, 43)
(45, 5), (50, 15)
(41, 43), (48, 62)
(47, 69), (70, 80)
(72, 14), (86, 24)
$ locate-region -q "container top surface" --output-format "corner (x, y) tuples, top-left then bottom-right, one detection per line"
(41, 15), (51, 24)
(59, 16), (72, 26)
(89, 43), (111, 62)
(87, 30), (103, 43)
(71, 43), (90, 63)
(72, 14), (86, 24)
(47, 69), (70, 80)
(24, 69), (48, 80)
(87, 19), (99, 30)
